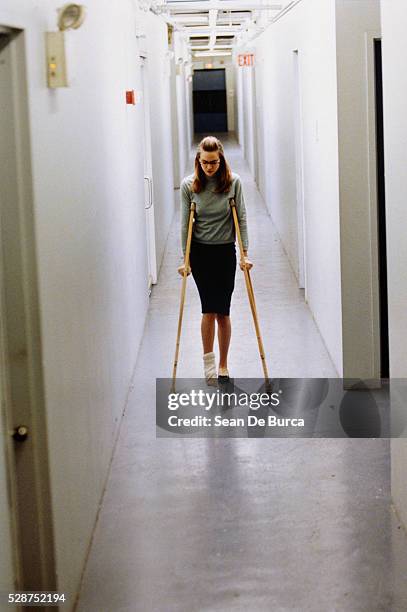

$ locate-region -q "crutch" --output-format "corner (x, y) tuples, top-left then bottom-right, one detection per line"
(229, 198), (271, 387)
(172, 202), (196, 390)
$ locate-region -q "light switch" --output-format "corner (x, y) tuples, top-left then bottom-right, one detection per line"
(45, 31), (68, 88)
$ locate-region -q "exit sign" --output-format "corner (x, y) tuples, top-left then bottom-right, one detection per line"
(238, 53), (254, 67)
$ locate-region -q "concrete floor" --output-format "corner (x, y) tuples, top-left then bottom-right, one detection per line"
(76, 137), (407, 612)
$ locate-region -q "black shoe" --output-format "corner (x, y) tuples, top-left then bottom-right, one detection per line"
(218, 370), (230, 384)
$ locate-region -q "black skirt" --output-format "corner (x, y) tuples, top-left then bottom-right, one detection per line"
(189, 241), (236, 316)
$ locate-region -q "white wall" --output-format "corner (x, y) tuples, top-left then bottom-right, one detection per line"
(186, 71), (194, 146)
(381, 0), (407, 379)
(0, 0), (174, 604)
(381, 0), (407, 529)
(169, 38), (181, 189)
(139, 12), (175, 270)
(241, 0), (343, 372)
(241, 61), (256, 176)
(253, 52), (266, 197)
(237, 0), (381, 376)
(174, 33), (192, 178)
(225, 62), (236, 133)
(235, 60), (245, 149)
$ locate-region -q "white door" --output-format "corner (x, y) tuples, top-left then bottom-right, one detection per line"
(0, 27), (57, 595)
(140, 56), (157, 291)
(293, 50), (306, 291)
(251, 65), (259, 185)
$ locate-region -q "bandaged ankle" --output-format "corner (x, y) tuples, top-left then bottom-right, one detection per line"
(203, 352), (216, 380)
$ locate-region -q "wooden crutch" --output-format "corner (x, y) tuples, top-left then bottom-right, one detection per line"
(229, 198), (271, 385)
(172, 201), (196, 389)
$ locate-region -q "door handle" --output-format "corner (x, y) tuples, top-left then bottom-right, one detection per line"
(144, 176), (153, 210)
(12, 425), (29, 442)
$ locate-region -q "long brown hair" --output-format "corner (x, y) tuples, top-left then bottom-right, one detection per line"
(192, 136), (233, 193)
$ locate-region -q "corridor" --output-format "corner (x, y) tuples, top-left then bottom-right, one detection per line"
(75, 139), (405, 612)
(2, 1), (407, 610)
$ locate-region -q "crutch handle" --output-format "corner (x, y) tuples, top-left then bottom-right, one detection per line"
(229, 198), (247, 262)
(177, 264), (191, 276)
(239, 258), (253, 271)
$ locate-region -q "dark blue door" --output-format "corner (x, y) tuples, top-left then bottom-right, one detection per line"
(193, 69), (228, 133)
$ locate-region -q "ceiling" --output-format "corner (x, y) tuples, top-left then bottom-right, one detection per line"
(150, 0), (296, 58)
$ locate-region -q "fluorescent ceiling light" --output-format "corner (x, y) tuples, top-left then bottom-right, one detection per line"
(194, 50), (232, 57)
(188, 28), (240, 36)
(172, 15), (208, 23)
(191, 45), (233, 49)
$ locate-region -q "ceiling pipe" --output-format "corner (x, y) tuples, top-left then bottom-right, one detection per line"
(164, 1), (282, 11)
(236, 0), (303, 47)
(272, 0), (303, 23)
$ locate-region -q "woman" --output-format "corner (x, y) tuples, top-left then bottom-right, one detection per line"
(179, 136), (252, 383)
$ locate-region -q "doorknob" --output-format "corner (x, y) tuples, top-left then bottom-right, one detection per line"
(12, 425), (29, 442)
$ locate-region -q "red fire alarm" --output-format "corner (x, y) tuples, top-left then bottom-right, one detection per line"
(126, 90), (136, 105)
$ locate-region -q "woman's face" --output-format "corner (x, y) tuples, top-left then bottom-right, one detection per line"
(199, 149), (221, 177)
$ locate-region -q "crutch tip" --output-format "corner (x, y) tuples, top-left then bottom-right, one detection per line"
(264, 378), (274, 394)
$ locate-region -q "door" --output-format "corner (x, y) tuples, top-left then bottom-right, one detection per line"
(254, 56), (266, 196)
(0, 363), (15, 600)
(140, 55), (157, 291)
(374, 39), (389, 378)
(0, 26), (57, 599)
(193, 69), (228, 133)
(243, 64), (256, 179)
(293, 50), (306, 291)
(251, 65), (259, 185)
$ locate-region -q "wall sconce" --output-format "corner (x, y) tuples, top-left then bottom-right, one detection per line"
(45, 3), (86, 88)
(57, 3), (86, 30)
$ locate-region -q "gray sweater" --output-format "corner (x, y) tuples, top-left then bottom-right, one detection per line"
(180, 172), (249, 255)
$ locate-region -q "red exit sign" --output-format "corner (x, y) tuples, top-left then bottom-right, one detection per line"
(238, 53), (254, 67)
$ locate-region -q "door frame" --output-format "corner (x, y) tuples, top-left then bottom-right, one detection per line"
(0, 25), (57, 594)
(365, 30), (384, 380)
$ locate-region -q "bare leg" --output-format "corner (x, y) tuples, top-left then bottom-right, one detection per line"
(217, 314), (231, 370)
(201, 313), (216, 353)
